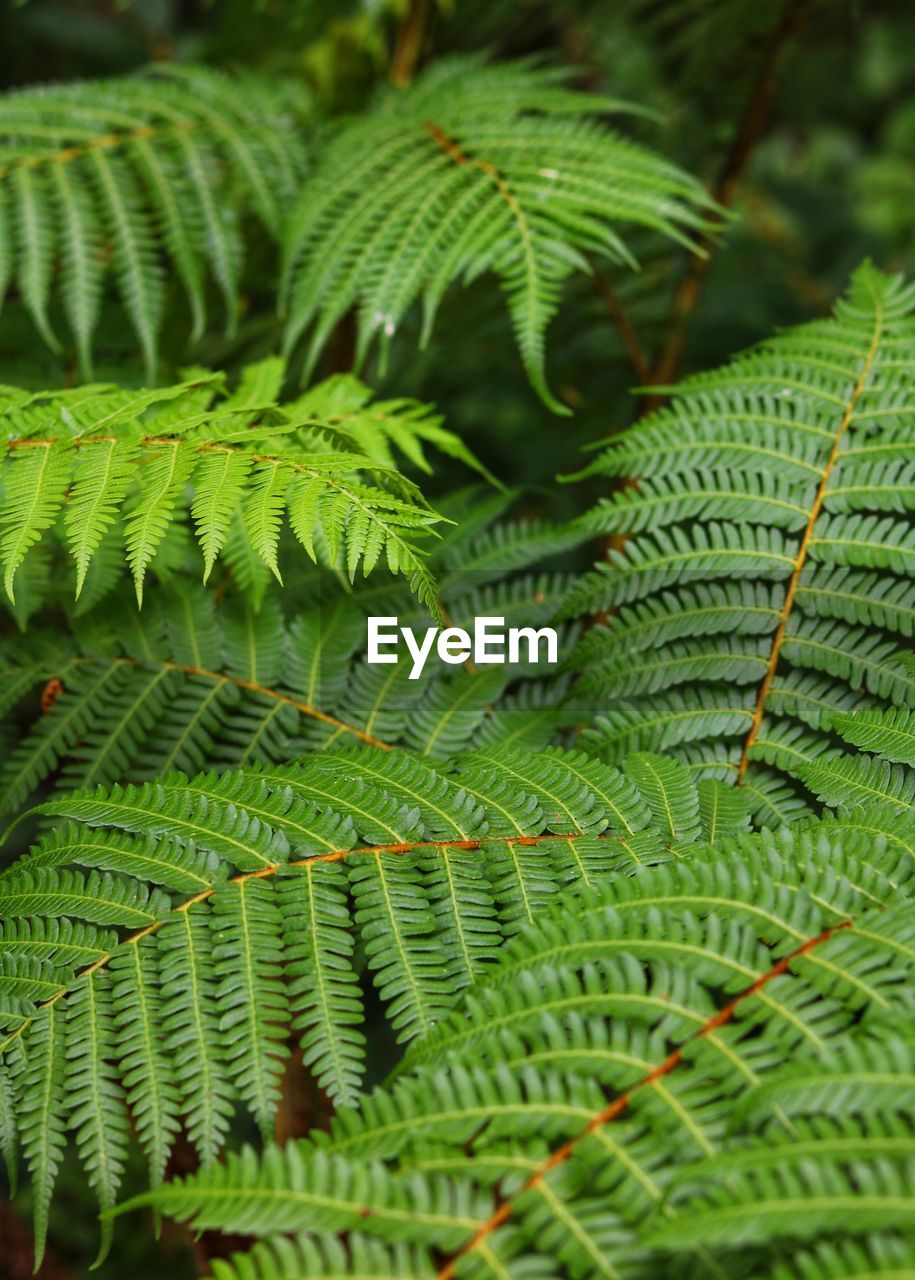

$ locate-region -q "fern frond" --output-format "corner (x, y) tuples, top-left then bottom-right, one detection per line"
(2, 738), (913, 1268)
(0, 67), (312, 374)
(0, 561), (582, 816)
(830, 707), (915, 766)
(570, 264), (915, 822)
(772, 1236), (915, 1280)
(212, 1235), (436, 1280)
(16, 1002), (66, 1268)
(649, 1128), (915, 1250)
(119, 1144), (486, 1245)
(284, 373), (497, 484)
(0, 368), (455, 608)
(280, 56), (718, 412)
(65, 970), (130, 1265)
(91, 783), (915, 1277)
(796, 752), (915, 811)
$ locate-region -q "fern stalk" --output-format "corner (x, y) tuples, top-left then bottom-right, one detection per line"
(435, 917), (850, 1278)
(736, 270), (887, 778)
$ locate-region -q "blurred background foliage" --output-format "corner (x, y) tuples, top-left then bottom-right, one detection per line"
(0, 1), (913, 1275)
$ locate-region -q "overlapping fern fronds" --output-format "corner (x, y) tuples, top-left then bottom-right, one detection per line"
(280, 56), (720, 412)
(0, 491), (585, 816)
(87, 764), (915, 1276)
(568, 264), (915, 825)
(1, 739), (911, 1268)
(0, 745), (711, 1258)
(0, 65), (312, 375)
(0, 580), (575, 818)
(163, 1009), (915, 1278)
(0, 363), (460, 612)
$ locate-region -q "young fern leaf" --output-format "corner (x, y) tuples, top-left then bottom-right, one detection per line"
(281, 56), (719, 412)
(285, 373), (498, 485)
(0, 369), (457, 610)
(569, 264), (915, 824)
(0, 67), (312, 375)
(64, 439), (137, 598)
(0, 442), (70, 602)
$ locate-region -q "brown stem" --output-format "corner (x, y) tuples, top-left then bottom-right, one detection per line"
(48, 653), (392, 749)
(589, 262), (651, 385)
(436, 917), (850, 1277)
(736, 276), (884, 779)
(391, 0), (430, 87)
(0, 121), (196, 183)
(646, 0), (809, 406)
(0, 832), (632, 1060)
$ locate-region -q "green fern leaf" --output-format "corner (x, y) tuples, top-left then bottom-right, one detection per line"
(16, 1003), (67, 1269)
(796, 753), (915, 811)
(570, 264), (915, 819)
(1, 736), (913, 1270)
(0, 66), (311, 369)
(64, 970), (130, 1265)
(0, 370), (452, 610)
(830, 707), (915, 766)
(0, 443), (70, 602)
(281, 56), (717, 412)
(98, 814), (915, 1275)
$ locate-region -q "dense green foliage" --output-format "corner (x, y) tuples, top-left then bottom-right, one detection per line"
(3, 741), (913, 1272)
(569, 265), (915, 820)
(0, 2), (913, 1278)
